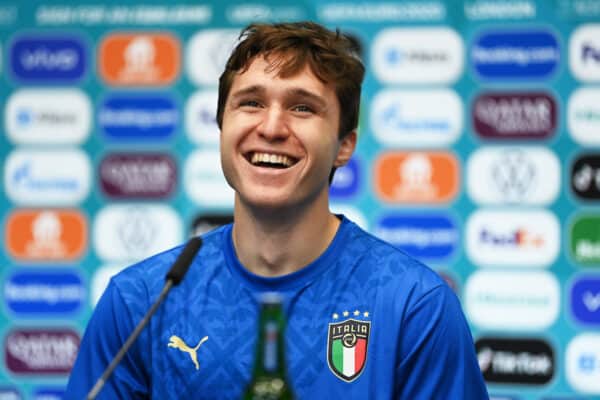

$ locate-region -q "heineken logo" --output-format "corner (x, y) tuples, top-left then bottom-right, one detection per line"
(327, 311), (370, 382)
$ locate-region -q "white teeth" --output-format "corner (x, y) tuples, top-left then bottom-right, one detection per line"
(251, 152), (293, 167)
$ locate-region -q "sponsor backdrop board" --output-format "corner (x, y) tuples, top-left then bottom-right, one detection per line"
(0, 0), (599, 398)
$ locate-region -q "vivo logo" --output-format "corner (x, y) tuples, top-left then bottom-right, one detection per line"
(4, 271), (84, 316)
(466, 209), (559, 267)
(99, 153), (177, 199)
(373, 213), (458, 262)
(10, 34), (86, 82)
(569, 24), (600, 82)
(330, 158), (360, 199)
(93, 204), (182, 262)
(185, 90), (219, 145)
(186, 29), (239, 86)
(472, 29), (559, 80)
(566, 334), (600, 394)
(4, 149), (91, 206)
(465, 270), (560, 330)
(371, 27), (463, 84)
(467, 147), (560, 205)
(473, 92), (556, 139)
(570, 276), (600, 326)
(568, 88), (600, 145)
(99, 94), (178, 142)
(184, 150), (235, 207)
(476, 337), (555, 385)
(370, 89), (462, 147)
(5, 89), (91, 145)
(4, 329), (80, 374)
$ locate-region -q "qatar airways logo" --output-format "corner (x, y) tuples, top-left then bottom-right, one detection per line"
(476, 337), (554, 384)
(4, 329), (80, 374)
(9, 34), (86, 82)
(473, 92), (556, 139)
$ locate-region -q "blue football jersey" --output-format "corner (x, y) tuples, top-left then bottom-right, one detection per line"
(65, 216), (488, 399)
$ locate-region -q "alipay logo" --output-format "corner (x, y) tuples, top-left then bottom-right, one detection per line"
(566, 334), (600, 394)
(472, 29), (559, 80)
(10, 34), (86, 82)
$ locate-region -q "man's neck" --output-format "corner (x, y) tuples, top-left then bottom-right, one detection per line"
(231, 198), (341, 277)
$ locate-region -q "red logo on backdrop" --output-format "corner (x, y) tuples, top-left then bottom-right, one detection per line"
(472, 92), (556, 140)
(99, 153), (177, 198)
(5, 328), (80, 374)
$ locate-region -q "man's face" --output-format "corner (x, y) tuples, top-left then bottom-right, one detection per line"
(220, 56), (355, 212)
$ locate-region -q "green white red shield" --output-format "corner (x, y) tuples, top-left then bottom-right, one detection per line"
(327, 318), (370, 382)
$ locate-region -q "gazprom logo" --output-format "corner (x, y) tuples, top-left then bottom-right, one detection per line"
(373, 213), (458, 262)
(9, 34), (86, 82)
(99, 93), (178, 142)
(4, 271), (84, 316)
(472, 29), (559, 80)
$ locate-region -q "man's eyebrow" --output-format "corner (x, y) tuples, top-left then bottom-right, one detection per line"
(229, 85), (328, 108)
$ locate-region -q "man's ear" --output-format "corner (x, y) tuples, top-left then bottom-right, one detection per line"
(334, 130), (357, 167)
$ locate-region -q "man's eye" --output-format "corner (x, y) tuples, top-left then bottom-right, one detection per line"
(292, 104), (314, 113)
(240, 100), (261, 108)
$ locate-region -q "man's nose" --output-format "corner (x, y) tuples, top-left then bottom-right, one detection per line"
(257, 106), (289, 140)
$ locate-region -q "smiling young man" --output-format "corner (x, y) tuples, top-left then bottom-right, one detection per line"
(66, 22), (488, 399)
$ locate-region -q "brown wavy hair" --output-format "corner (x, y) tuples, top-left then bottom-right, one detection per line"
(216, 21), (365, 139)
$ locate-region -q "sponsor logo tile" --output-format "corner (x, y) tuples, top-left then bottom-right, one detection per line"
(570, 215), (600, 265)
(32, 388), (65, 400)
(568, 88), (600, 145)
(570, 276), (600, 325)
(4, 328), (80, 374)
(4, 270), (84, 316)
(5, 209), (87, 261)
(571, 154), (600, 200)
(370, 89), (463, 147)
(9, 34), (86, 82)
(99, 153), (177, 199)
(466, 209), (559, 267)
(5, 89), (92, 145)
(566, 334), (600, 394)
(472, 28), (560, 80)
(93, 204), (182, 262)
(0, 387), (21, 400)
(186, 29), (239, 86)
(569, 24), (600, 82)
(373, 212), (459, 262)
(185, 90), (219, 145)
(99, 93), (178, 142)
(330, 158), (360, 199)
(476, 337), (555, 384)
(91, 264), (127, 307)
(473, 91), (557, 140)
(98, 32), (179, 86)
(4, 149), (91, 206)
(467, 147), (560, 205)
(371, 27), (464, 84)
(465, 270), (560, 330)
(184, 149), (235, 207)
(374, 151), (459, 203)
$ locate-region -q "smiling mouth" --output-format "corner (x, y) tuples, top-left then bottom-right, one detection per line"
(247, 152), (298, 169)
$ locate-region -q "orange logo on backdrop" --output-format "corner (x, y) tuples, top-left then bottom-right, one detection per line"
(99, 33), (180, 85)
(6, 210), (87, 261)
(374, 151), (460, 203)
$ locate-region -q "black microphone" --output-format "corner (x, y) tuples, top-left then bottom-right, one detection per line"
(86, 237), (203, 400)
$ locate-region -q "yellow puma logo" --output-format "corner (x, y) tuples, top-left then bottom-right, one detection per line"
(168, 335), (208, 370)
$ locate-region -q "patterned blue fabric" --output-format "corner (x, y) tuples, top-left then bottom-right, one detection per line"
(65, 216), (488, 399)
